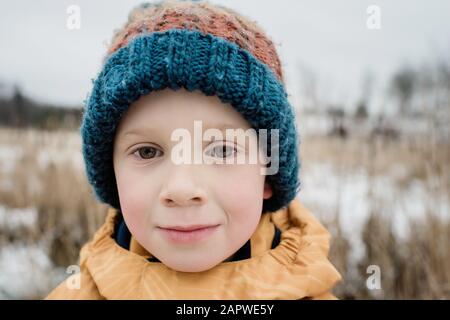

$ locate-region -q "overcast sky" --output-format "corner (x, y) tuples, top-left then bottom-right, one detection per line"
(1, 0), (449, 113)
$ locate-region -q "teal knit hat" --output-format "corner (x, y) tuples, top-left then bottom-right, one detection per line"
(81, 1), (300, 213)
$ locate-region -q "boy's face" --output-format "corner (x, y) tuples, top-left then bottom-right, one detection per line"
(113, 88), (272, 272)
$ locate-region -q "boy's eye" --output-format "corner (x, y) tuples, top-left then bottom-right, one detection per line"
(205, 142), (237, 159)
(133, 146), (163, 160)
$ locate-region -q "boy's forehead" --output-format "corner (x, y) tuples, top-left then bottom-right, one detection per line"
(118, 121), (252, 139)
(117, 90), (254, 136)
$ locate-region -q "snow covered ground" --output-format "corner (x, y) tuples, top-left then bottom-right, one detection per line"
(0, 205), (67, 299)
(299, 162), (449, 264)
(0, 241), (66, 299)
(300, 163), (449, 237)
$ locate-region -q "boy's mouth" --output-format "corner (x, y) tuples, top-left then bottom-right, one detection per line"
(159, 224), (219, 232)
(157, 224), (220, 244)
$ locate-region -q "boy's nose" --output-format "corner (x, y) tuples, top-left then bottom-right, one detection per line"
(160, 190), (206, 207)
(159, 167), (207, 207)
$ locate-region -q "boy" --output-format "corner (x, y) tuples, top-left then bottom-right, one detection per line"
(46, 0), (341, 299)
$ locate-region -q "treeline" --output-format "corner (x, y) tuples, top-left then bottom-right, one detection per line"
(0, 86), (82, 130)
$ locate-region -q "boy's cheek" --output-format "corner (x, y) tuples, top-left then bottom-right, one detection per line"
(116, 173), (150, 224)
(217, 170), (265, 213)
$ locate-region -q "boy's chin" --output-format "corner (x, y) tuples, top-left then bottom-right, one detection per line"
(160, 256), (225, 273)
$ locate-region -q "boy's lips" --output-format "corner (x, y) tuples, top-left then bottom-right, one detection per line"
(157, 224), (220, 244)
(159, 224), (219, 232)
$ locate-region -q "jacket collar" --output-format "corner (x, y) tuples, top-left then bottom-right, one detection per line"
(80, 198), (341, 299)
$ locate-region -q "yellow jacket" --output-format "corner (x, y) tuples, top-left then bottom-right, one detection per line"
(46, 198), (342, 299)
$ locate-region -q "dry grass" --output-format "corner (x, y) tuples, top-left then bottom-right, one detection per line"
(326, 208), (450, 299)
(0, 127), (107, 267)
(300, 131), (450, 299)
(301, 134), (450, 185)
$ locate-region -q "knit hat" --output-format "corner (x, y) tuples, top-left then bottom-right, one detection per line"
(80, 0), (301, 213)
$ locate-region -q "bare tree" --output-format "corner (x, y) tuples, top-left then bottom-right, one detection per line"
(297, 62), (320, 114)
(390, 66), (417, 115)
(355, 71), (375, 120)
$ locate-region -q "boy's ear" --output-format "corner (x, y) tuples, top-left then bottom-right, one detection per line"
(263, 181), (273, 199)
